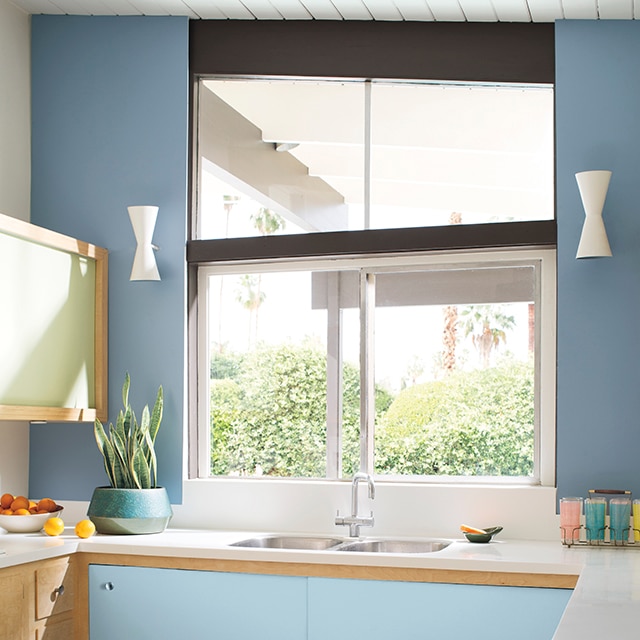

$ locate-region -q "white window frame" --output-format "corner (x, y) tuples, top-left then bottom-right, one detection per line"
(196, 247), (556, 486)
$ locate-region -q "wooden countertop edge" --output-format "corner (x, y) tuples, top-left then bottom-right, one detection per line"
(74, 551), (578, 588)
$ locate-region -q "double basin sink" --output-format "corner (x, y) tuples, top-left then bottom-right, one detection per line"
(230, 534), (450, 554)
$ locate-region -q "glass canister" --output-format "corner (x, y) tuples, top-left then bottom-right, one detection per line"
(560, 497), (583, 544)
(585, 497), (606, 542)
(610, 497), (632, 543)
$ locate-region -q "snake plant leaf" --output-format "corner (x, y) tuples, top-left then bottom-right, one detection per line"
(114, 408), (127, 452)
(144, 428), (158, 488)
(140, 404), (150, 437)
(148, 386), (163, 445)
(110, 424), (130, 488)
(94, 419), (117, 487)
(130, 442), (150, 490)
(122, 371), (131, 411)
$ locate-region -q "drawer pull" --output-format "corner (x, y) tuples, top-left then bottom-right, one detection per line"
(105, 581), (115, 591)
(54, 585), (65, 597)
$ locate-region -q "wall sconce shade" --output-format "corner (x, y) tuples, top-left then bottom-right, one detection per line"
(128, 205), (160, 281)
(576, 170), (612, 259)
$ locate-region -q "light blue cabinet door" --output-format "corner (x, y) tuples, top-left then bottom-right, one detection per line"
(308, 577), (572, 640)
(89, 565), (307, 640)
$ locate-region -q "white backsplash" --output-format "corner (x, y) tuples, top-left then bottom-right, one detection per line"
(172, 479), (559, 540)
(61, 480), (559, 540)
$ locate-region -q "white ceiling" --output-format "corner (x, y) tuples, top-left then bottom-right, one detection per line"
(9, 0), (640, 21)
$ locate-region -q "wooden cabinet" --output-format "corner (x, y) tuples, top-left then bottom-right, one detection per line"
(0, 556), (75, 640)
(0, 567), (28, 640)
(34, 557), (75, 640)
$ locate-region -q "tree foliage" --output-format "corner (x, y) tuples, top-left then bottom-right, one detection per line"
(375, 359), (534, 476)
(210, 343), (362, 477)
(209, 345), (533, 478)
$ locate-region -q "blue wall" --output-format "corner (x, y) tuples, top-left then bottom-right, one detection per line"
(29, 16), (188, 503)
(27, 16), (640, 508)
(556, 21), (640, 501)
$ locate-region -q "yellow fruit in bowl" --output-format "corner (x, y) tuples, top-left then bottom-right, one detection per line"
(43, 516), (65, 537)
(75, 519), (96, 539)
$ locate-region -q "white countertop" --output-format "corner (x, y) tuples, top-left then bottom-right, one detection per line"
(0, 528), (636, 638)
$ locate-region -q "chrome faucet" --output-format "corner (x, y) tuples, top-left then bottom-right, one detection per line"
(335, 472), (375, 537)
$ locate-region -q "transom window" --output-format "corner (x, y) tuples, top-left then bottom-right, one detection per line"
(196, 78), (554, 238)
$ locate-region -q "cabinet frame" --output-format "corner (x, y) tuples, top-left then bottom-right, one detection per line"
(0, 212), (108, 422)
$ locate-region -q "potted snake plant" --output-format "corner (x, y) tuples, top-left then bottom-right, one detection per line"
(88, 372), (172, 534)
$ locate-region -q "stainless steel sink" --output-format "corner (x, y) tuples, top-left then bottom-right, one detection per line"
(229, 534), (451, 554)
(230, 535), (345, 550)
(336, 538), (451, 554)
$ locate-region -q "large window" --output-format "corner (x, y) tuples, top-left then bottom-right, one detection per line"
(197, 251), (555, 483)
(190, 65), (556, 484)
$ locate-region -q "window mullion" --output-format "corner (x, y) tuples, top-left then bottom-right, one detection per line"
(359, 270), (375, 474)
(364, 79), (371, 231)
(326, 272), (342, 479)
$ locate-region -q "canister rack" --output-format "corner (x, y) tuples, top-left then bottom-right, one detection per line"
(561, 526), (640, 548)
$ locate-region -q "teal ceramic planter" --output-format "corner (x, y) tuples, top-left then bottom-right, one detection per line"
(88, 487), (172, 535)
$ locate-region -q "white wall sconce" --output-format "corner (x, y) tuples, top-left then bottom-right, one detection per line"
(128, 205), (160, 281)
(576, 170), (613, 259)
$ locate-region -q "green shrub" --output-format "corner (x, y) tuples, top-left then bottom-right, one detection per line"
(375, 360), (534, 476)
(209, 345), (534, 478)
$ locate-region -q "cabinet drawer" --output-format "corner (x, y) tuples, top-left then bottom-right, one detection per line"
(35, 558), (74, 620)
(35, 615), (73, 640)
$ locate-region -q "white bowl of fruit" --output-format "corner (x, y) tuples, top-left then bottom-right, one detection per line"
(0, 494), (63, 533)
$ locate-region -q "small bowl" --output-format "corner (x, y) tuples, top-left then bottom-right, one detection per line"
(0, 507), (63, 533)
(464, 526), (503, 544)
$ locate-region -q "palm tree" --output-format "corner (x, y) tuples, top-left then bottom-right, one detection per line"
(459, 304), (516, 369)
(242, 208), (286, 342)
(251, 207), (286, 236)
(236, 275), (266, 347)
(442, 212), (462, 374)
(217, 195), (240, 352)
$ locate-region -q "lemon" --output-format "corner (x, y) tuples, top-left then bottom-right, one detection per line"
(74, 519), (96, 539)
(43, 516), (65, 536)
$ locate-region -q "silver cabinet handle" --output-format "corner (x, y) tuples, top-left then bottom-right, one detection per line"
(105, 581), (114, 591)
(54, 585), (65, 597)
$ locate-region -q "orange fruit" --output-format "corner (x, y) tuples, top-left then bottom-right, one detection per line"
(37, 498), (58, 513)
(10, 496), (29, 511)
(74, 519), (96, 539)
(0, 493), (14, 509)
(2, 509), (13, 515)
(43, 517), (65, 536)
(460, 524), (487, 535)
(14, 508), (30, 516)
